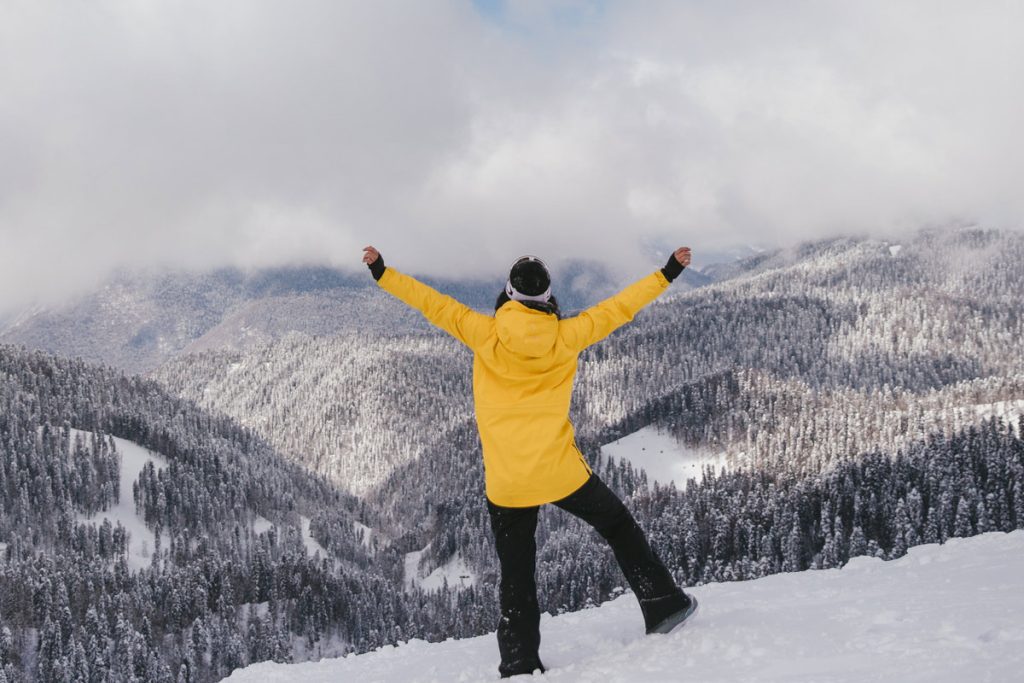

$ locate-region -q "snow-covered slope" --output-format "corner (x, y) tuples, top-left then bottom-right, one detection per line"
(72, 429), (168, 571)
(227, 530), (1024, 682)
(404, 546), (477, 593)
(600, 426), (729, 488)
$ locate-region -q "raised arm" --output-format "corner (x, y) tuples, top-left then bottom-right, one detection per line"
(560, 247), (691, 352)
(362, 246), (492, 350)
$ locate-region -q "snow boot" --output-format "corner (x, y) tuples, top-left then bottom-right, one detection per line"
(499, 656), (545, 678)
(643, 592), (698, 635)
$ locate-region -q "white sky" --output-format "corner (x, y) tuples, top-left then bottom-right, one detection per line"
(1, 0), (1022, 312)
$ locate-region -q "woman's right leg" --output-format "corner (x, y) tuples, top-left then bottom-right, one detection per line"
(553, 474), (692, 633)
(487, 500), (545, 678)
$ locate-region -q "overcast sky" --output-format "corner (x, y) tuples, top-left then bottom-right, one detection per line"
(1, 0), (1022, 312)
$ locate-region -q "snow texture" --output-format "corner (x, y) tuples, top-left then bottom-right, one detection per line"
(601, 427), (727, 489)
(253, 514), (275, 535)
(74, 429), (168, 571)
(227, 530), (1024, 682)
(403, 548), (425, 590)
(299, 514), (331, 560)
(969, 400), (1024, 436)
(404, 547), (477, 593)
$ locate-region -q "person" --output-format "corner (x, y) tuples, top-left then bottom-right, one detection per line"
(362, 245), (697, 678)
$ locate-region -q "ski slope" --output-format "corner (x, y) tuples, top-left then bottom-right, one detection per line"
(227, 530), (1024, 682)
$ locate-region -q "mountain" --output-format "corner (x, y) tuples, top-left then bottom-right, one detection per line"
(153, 227), (1024, 497)
(0, 260), (709, 375)
(0, 266), (430, 374)
(227, 530), (1024, 682)
(4, 227), (1024, 681)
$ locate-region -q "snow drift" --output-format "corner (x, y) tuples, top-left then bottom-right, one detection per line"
(226, 530), (1024, 682)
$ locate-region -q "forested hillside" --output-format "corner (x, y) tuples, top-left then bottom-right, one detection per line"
(155, 335), (473, 497)
(0, 347), (497, 682)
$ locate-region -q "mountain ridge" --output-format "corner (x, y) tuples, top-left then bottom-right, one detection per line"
(0, 260), (709, 374)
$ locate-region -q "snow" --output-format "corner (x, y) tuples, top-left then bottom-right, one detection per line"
(300, 515), (331, 560)
(419, 554), (477, 592)
(353, 520), (376, 550)
(72, 429), (168, 571)
(253, 515), (275, 535)
(1, 303), (46, 331)
(404, 546), (477, 592)
(227, 530), (1024, 682)
(889, 244), (904, 256)
(403, 548), (425, 590)
(969, 399), (1024, 436)
(907, 399), (1024, 440)
(601, 427), (727, 489)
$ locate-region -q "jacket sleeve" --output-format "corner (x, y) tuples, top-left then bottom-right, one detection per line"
(560, 270), (670, 352)
(377, 267), (492, 350)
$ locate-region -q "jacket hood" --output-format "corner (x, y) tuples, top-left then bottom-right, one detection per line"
(495, 301), (558, 357)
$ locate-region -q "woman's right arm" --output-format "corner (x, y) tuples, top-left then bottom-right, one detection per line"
(363, 246), (492, 350)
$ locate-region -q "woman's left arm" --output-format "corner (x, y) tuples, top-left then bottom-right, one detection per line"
(560, 247), (691, 351)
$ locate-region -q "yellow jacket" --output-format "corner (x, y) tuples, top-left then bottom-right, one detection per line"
(377, 267), (671, 507)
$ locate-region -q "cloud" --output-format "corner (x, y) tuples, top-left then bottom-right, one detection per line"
(1, 0), (1022, 312)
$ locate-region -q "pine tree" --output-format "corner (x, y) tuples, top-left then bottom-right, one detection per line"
(848, 525), (867, 558)
(891, 499), (911, 558)
(976, 499), (990, 533)
(1013, 479), (1024, 530)
(954, 495), (974, 538)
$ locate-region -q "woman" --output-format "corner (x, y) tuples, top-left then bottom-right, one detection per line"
(362, 245), (696, 678)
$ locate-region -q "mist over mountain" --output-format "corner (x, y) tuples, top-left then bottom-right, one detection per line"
(0, 260), (709, 375)
(0, 266), (441, 375)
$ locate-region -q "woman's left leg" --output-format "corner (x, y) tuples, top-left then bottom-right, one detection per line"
(553, 474), (692, 633)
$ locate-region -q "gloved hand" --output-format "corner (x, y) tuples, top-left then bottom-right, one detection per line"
(362, 245), (386, 280)
(661, 247), (691, 282)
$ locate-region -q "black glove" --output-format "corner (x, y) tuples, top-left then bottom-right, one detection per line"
(661, 253), (685, 283)
(367, 253), (386, 281)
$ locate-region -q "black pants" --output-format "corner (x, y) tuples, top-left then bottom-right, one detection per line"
(487, 474), (683, 676)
